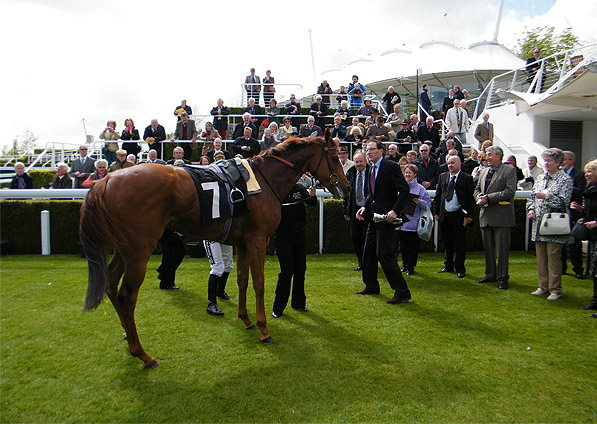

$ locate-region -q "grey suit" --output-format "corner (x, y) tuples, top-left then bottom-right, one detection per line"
(474, 163), (517, 282)
(70, 156), (96, 188)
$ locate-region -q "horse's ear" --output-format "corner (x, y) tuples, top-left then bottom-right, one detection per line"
(324, 128), (332, 143)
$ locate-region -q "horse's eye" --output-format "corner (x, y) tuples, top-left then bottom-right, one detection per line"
(332, 157), (339, 163)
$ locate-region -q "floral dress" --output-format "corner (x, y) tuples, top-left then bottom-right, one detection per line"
(526, 170), (573, 244)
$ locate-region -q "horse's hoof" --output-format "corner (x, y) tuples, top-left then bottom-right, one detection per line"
(245, 324), (257, 330)
(144, 359), (160, 369)
(261, 336), (275, 344)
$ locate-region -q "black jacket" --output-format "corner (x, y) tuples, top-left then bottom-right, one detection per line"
(143, 125), (166, 143)
(417, 126), (441, 152)
(10, 172), (33, 189)
(363, 158), (409, 216)
(210, 106), (230, 131)
(414, 156), (440, 189)
(433, 171), (475, 221)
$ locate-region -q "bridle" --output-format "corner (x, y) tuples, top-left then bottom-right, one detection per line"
(252, 141), (341, 203)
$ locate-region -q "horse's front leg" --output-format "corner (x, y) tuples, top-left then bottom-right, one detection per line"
(236, 245), (255, 330)
(248, 238), (273, 344)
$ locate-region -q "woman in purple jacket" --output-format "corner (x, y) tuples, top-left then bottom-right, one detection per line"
(396, 164), (432, 275)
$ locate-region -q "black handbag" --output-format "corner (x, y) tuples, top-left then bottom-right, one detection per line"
(570, 218), (589, 240)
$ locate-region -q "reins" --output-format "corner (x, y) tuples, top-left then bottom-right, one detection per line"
(251, 140), (341, 204)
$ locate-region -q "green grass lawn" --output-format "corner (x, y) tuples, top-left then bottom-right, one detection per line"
(1, 252), (595, 423)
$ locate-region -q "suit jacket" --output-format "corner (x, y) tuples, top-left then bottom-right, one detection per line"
(363, 158), (409, 216)
(343, 164), (371, 221)
(210, 106), (230, 131)
(526, 56), (543, 83)
(417, 126), (441, 151)
(474, 122), (494, 144)
(206, 149), (232, 163)
(433, 171), (475, 222)
(309, 102), (328, 128)
(474, 162), (517, 228)
(71, 156), (96, 188)
(174, 120), (198, 140)
(298, 124), (323, 138)
(420, 89), (431, 110)
(232, 137), (260, 159)
(143, 124), (166, 144)
(245, 75), (261, 93)
(568, 166), (587, 220)
(413, 156), (440, 189)
(331, 125), (347, 140)
(442, 96), (454, 115)
(232, 122), (258, 140)
(366, 124), (390, 141)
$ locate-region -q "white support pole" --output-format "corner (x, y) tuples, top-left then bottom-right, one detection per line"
(41, 210), (51, 255)
(318, 196), (325, 254)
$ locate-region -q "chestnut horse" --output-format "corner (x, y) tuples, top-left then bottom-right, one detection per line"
(81, 132), (350, 368)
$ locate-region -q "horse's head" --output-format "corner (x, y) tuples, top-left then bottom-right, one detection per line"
(307, 129), (350, 199)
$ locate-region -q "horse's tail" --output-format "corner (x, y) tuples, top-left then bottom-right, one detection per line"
(80, 178), (118, 312)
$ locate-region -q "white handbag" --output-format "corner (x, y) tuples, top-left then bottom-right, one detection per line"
(539, 212), (570, 236)
(417, 207), (434, 241)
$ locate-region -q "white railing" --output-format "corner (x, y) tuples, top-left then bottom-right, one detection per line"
(1, 188), (534, 253)
(473, 42), (597, 120)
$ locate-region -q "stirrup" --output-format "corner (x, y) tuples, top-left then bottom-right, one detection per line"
(230, 187), (245, 204)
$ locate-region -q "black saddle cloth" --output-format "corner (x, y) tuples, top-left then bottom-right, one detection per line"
(183, 160), (250, 223)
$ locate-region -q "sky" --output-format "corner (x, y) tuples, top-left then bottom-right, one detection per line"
(1, 0), (595, 151)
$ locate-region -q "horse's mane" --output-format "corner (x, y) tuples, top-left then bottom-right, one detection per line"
(253, 135), (337, 165)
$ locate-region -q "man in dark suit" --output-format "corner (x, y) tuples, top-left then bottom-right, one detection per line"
(206, 138), (232, 163)
(70, 145), (96, 188)
(442, 89), (455, 119)
(435, 136), (464, 165)
(284, 94), (302, 130)
(433, 156), (475, 278)
(143, 119), (167, 159)
(244, 97), (263, 131)
(173, 99), (192, 121)
(210, 98), (230, 140)
(417, 116), (441, 152)
(299, 116), (323, 138)
(474, 146), (518, 290)
(166, 147), (191, 165)
(356, 140), (411, 304)
(420, 84), (432, 121)
(562, 150), (587, 278)
(366, 116), (390, 142)
(173, 113), (198, 160)
(143, 149), (167, 165)
(331, 115), (347, 140)
(232, 127), (260, 159)
(413, 144), (440, 189)
(526, 48), (545, 93)
(309, 95), (329, 129)
(232, 113), (258, 140)
(343, 151), (370, 272)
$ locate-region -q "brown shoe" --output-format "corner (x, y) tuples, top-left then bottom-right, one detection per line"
(386, 296), (411, 304)
(356, 289), (380, 295)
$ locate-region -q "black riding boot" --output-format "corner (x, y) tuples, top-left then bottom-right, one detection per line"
(580, 277), (597, 310)
(217, 272), (232, 300)
(206, 274), (224, 316)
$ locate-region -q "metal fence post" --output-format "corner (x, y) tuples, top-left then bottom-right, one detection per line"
(41, 210), (51, 255)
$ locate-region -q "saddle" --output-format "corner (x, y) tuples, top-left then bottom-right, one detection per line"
(183, 158), (252, 223)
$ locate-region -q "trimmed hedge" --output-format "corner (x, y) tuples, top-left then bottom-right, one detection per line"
(0, 198), (530, 255)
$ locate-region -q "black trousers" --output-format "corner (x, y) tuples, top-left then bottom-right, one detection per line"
(399, 230), (419, 271)
(362, 220), (411, 298)
(273, 232), (307, 314)
(439, 210), (467, 273)
(561, 236), (584, 275)
(350, 218), (367, 266)
(157, 228), (186, 289)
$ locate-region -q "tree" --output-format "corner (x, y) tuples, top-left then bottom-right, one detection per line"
(515, 26), (581, 60)
(2, 129), (39, 157)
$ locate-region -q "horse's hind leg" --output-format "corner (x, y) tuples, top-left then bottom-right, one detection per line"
(236, 245), (255, 330)
(105, 250), (127, 334)
(118, 252), (158, 368)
